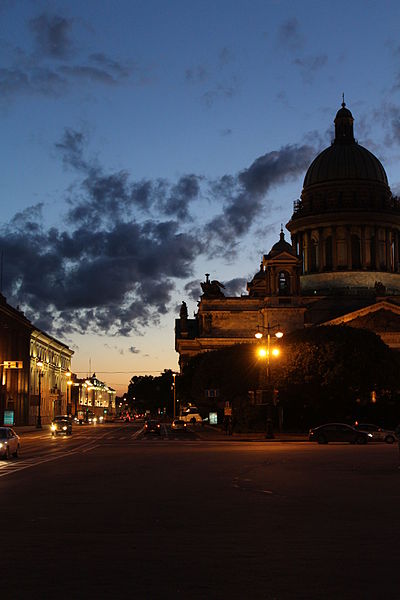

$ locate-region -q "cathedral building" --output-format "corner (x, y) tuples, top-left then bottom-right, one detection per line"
(175, 102), (400, 368)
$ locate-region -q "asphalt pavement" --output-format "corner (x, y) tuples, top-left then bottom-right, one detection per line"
(12, 422), (309, 442)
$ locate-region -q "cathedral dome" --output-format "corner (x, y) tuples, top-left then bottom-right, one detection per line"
(303, 102), (388, 189)
(267, 229), (296, 257)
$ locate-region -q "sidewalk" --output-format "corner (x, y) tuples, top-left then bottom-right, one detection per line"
(195, 424), (308, 442)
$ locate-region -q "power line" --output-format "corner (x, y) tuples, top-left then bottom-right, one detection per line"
(73, 370), (173, 374)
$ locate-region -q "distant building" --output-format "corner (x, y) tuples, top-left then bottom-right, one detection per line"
(0, 293), (73, 425)
(70, 373), (116, 420)
(176, 102), (400, 367)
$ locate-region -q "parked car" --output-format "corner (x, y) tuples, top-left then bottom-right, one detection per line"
(171, 419), (187, 431)
(0, 427), (20, 459)
(144, 420), (161, 435)
(180, 412), (203, 424)
(309, 423), (372, 444)
(354, 422), (397, 443)
(51, 415), (72, 436)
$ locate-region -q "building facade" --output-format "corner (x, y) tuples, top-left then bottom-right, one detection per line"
(69, 373), (116, 420)
(0, 293), (73, 425)
(175, 102), (400, 367)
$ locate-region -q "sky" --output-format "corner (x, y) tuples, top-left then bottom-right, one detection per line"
(1, 0), (400, 395)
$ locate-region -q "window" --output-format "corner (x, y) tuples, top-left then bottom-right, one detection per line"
(278, 271), (290, 295)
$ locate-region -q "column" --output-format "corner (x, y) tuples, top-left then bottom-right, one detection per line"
(385, 228), (391, 271)
(318, 227), (324, 272)
(394, 230), (399, 273)
(332, 226), (337, 271)
(360, 225), (366, 270)
(346, 226), (352, 270)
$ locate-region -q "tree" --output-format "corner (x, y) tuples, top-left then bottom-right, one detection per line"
(274, 326), (400, 427)
(126, 370), (175, 416)
(179, 326), (400, 430)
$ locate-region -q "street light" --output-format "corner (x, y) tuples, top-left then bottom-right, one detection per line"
(36, 360), (44, 429)
(172, 373), (177, 419)
(254, 323), (283, 439)
(66, 371), (72, 416)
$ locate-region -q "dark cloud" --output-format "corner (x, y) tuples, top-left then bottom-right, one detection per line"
(377, 102), (400, 147)
(59, 61), (131, 85)
(292, 54), (328, 84)
(218, 47), (233, 67)
(278, 17), (304, 52)
(202, 79), (238, 108)
(29, 13), (73, 59)
(185, 49), (239, 107)
(0, 66), (67, 98)
(1, 12), (143, 103)
(184, 280), (202, 302)
(185, 65), (208, 83)
(157, 174), (202, 221)
(55, 128), (201, 225)
(0, 126), (318, 337)
(223, 278), (247, 296)
(129, 346), (140, 354)
(206, 143), (315, 251)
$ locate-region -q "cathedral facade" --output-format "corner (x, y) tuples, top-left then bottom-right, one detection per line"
(175, 102), (400, 368)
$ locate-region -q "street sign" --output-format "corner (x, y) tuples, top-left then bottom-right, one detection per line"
(2, 361), (23, 369)
(3, 410), (14, 425)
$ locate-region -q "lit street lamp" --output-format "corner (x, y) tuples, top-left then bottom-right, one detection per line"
(255, 323), (283, 439)
(172, 373), (177, 419)
(36, 360), (44, 429)
(66, 371), (72, 415)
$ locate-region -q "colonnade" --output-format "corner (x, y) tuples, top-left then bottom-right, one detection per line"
(292, 226), (400, 275)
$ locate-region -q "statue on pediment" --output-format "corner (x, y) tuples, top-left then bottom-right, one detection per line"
(201, 273), (225, 298)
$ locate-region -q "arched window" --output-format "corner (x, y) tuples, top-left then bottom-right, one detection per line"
(325, 236), (333, 270)
(278, 271), (290, 295)
(351, 235), (361, 269)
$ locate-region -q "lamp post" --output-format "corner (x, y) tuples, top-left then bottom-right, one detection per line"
(36, 360), (44, 429)
(66, 371), (71, 416)
(172, 373), (177, 419)
(255, 323), (283, 439)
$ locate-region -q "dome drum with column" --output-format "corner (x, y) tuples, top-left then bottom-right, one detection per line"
(287, 101), (400, 295)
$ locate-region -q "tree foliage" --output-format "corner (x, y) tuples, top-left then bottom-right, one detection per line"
(126, 369), (174, 415)
(179, 326), (400, 428)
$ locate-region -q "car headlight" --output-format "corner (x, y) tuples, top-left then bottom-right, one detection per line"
(62, 426), (67, 431)
(51, 424), (56, 431)
(0, 442), (5, 448)
(368, 433), (373, 438)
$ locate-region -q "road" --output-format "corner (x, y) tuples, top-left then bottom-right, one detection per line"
(1, 421), (400, 599)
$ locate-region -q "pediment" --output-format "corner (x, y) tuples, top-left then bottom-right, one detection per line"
(323, 301), (400, 332)
(264, 251), (300, 265)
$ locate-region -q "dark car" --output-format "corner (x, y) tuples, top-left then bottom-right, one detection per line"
(354, 422), (397, 443)
(144, 420), (161, 435)
(51, 415), (72, 436)
(309, 423), (372, 444)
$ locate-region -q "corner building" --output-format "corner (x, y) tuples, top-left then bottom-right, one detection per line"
(176, 102), (400, 366)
